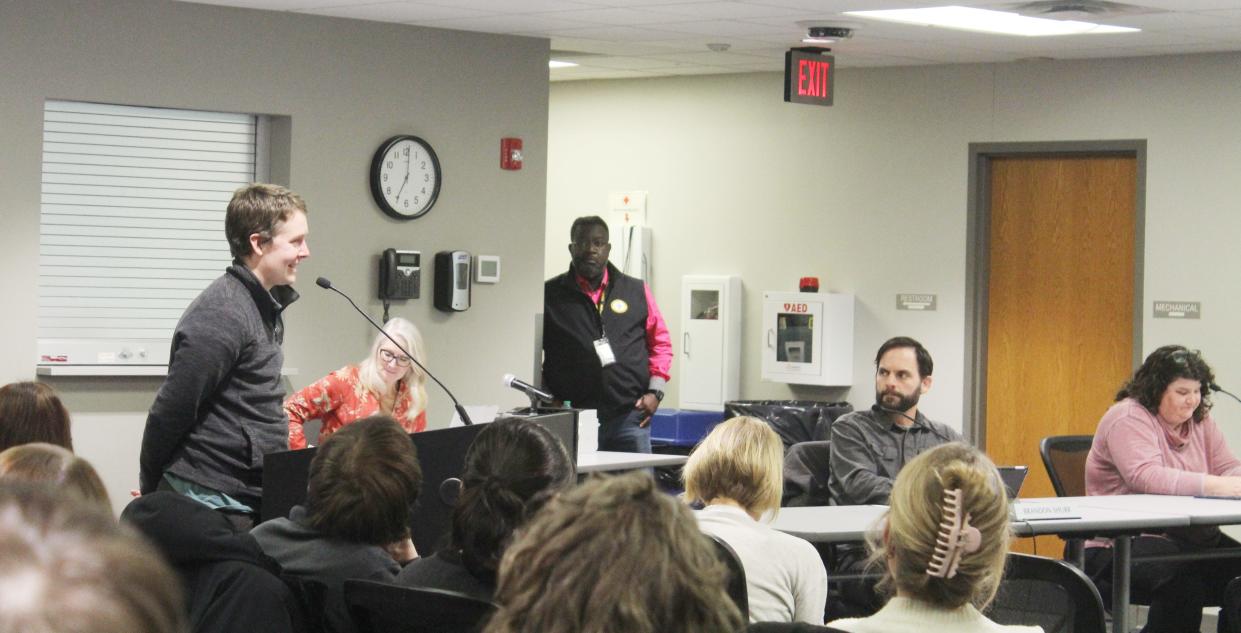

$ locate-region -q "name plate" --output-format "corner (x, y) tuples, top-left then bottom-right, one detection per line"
(1012, 501), (1081, 521)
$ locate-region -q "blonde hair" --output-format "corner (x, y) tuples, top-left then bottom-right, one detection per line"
(682, 416), (783, 517)
(867, 442), (1010, 610)
(0, 443), (111, 513)
(357, 317), (428, 427)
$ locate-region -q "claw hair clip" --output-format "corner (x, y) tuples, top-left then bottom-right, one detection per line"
(926, 488), (982, 579)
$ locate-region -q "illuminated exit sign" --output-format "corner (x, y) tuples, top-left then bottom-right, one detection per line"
(784, 49), (834, 107)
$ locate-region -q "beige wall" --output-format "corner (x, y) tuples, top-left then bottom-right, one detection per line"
(1, 0), (550, 513)
(547, 54), (1241, 445)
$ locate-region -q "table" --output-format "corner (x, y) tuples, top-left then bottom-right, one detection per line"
(575, 450), (688, 473)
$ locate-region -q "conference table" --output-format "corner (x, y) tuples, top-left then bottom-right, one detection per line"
(770, 495), (1241, 633)
(575, 450), (688, 473)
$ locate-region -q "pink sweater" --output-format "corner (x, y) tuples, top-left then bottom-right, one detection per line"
(1086, 398), (1241, 497)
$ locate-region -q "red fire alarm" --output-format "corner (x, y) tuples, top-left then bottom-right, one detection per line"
(501, 137), (523, 170)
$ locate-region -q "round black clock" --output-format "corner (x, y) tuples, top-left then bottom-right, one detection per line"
(369, 135), (441, 220)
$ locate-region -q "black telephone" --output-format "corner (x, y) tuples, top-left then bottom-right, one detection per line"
(379, 249), (421, 300)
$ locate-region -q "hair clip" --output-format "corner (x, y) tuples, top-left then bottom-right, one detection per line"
(926, 488), (982, 579)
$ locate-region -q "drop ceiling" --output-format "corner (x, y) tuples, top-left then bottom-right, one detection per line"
(178, 0), (1241, 80)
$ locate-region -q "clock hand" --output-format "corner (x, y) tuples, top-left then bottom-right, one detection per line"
(395, 154), (411, 199)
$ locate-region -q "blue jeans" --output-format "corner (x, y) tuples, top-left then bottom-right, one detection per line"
(598, 407), (652, 454)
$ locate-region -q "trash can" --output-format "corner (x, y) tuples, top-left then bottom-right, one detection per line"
(723, 400), (853, 450)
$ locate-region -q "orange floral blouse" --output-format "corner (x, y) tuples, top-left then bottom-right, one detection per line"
(285, 364), (427, 449)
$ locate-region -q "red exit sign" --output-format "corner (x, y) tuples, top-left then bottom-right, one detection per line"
(784, 49), (834, 107)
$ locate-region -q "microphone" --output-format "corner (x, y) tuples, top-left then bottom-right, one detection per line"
(874, 403), (918, 426)
(502, 373), (556, 404)
(1210, 382), (1241, 406)
(316, 276), (472, 425)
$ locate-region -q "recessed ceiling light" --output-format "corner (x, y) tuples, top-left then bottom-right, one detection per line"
(843, 5), (1139, 36)
(549, 60), (578, 69)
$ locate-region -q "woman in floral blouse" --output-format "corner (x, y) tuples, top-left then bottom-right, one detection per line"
(286, 317), (428, 449)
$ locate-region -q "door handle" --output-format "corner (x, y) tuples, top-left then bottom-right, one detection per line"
(683, 332), (690, 357)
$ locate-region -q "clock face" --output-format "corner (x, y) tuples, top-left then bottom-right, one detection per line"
(370, 135), (441, 220)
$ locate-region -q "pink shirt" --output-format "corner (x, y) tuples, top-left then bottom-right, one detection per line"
(1086, 397), (1241, 498)
(573, 267), (672, 382)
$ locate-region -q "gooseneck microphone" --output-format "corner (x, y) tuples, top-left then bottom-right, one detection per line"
(316, 277), (472, 425)
(1210, 382), (1241, 406)
(502, 373), (556, 403)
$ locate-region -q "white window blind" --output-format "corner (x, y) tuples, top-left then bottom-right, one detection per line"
(38, 100), (257, 369)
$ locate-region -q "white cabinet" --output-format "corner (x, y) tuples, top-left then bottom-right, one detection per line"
(679, 276), (741, 411)
(761, 291), (854, 386)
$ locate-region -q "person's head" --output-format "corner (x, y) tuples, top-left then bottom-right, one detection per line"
(868, 442), (1010, 611)
(485, 472), (743, 633)
(0, 382), (73, 453)
(0, 483), (186, 633)
(1117, 345), (1214, 424)
(0, 443), (110, 514)
(451, 417), (576, 584)
(568, 215), (610, 282)
(304, 415), (421, 545)
(874, 337), (934, 415)
(357, 317), (428, 425)
(682, 416), (783, 519)
(224, 183), (310, 289)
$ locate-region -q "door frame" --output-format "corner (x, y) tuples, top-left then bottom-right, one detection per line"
(964, 140), (1147, 446)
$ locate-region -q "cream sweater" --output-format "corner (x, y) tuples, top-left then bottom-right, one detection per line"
(830, 597), (1043, 633)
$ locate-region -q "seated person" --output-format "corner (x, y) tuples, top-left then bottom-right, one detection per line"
(683, 415), (828, 624)
(396, 417), (575, 600)
(252, 415), (422, 633)
(286, 317), (428, 449)
(829, 443), (1039, 633)
(1085, 345), (1241, 633)
(483, 472), (745, 633)
(0, 442), (110, 513)
(0, 482), (186, 633)
(0, 381), (73, 452)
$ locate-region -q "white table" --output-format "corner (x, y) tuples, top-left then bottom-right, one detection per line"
(769, 505), (887, 543)
(575, 450), (688, 473)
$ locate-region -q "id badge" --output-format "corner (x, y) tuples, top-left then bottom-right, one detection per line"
(593, 336), (617, 367)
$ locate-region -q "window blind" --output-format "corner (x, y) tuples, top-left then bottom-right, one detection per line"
(38, 100), (257, 368)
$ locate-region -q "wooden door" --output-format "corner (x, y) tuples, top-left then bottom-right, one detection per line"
(984, 155), (1136, 556)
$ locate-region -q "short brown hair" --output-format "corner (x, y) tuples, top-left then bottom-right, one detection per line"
(224, 183), (307, 260)
(0, 381), (73, 453)
(485, 472), (743, 633)
(683, 416), (783, 517)
(0, 483), (186, 633)
(305, 415), (421, 545)
(0, 443), (111, 513)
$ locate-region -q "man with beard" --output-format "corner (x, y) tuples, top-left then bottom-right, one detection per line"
(827, 337), (961, 616)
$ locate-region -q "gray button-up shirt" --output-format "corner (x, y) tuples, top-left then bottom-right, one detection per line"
(828, 407), (962, 506)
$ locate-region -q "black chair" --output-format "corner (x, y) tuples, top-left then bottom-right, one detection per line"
(708, 533), (749, 622)
(1040, 434), (1093, 567)
(344, 580), (497, 633)
(783, 440), (832, 507)
(281, 575), (328, 633)
(988, 553), (1107, 633)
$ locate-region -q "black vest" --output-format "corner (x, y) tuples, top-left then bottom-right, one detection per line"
(543, 263), (650, 414)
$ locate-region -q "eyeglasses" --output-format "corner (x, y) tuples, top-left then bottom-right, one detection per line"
(379, 349), (412, 367)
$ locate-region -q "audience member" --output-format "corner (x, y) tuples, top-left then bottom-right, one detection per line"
(251, 415), (422, 633)
(286, 317), (429, 449)
(0, 483), (186, 633)
(397, 417), (575, 600)
(0, 381), (73, 453)
(484, 472), (744, 633)
(1085, 345), (1241, 633)
(828, 443), (1037, 633)
(0, 442), (110, 513)
(683, 415), (828, 624)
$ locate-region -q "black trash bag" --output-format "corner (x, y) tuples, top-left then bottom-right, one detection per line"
(724, 400), (853, 450)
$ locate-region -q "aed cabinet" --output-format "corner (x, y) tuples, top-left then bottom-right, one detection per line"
(761, 291), (853, 386)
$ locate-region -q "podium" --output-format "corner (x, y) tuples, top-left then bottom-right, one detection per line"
(261, 410), (577, 554)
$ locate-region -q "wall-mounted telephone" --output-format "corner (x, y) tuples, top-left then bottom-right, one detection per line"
(434, 250), (471, 312)
(379, 249), (421, 300)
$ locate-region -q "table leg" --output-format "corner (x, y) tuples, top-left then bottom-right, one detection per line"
(1113, 535), (1132, 633)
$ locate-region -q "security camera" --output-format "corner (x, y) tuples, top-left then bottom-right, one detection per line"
(807, 26), (853, 40)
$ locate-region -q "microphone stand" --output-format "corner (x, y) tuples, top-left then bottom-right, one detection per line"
(1211, 383), (1241, 407)
(317, 278), (472, 425)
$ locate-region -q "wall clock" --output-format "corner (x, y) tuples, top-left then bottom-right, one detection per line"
(370, 135), (441, 220)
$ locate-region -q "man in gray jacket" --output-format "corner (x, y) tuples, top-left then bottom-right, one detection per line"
(140, 184), (310, 525)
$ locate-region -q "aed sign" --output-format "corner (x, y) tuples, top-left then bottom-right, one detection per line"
(784, 49), (834, 107)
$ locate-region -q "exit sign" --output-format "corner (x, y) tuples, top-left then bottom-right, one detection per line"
(784, 49), (834, 107)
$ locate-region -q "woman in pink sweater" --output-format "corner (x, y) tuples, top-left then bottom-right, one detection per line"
(1085, 345), (1241, 633)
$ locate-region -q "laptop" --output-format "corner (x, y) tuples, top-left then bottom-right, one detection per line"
(998, 465), (1029, 500)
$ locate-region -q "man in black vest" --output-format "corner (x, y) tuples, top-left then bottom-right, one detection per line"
(543, 216), (672, 453)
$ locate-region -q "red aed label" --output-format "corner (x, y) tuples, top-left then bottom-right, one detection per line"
(784, 49), (835, 107)
(783, 303), (810, 313)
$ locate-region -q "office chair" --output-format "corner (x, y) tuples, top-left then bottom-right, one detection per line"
(783, 440), (832, 507)
(988, 553), (1107, 633)
(344, 580), (497, 633)
(1040, 434), (1093, 568)
(708, 533), (750, 622)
